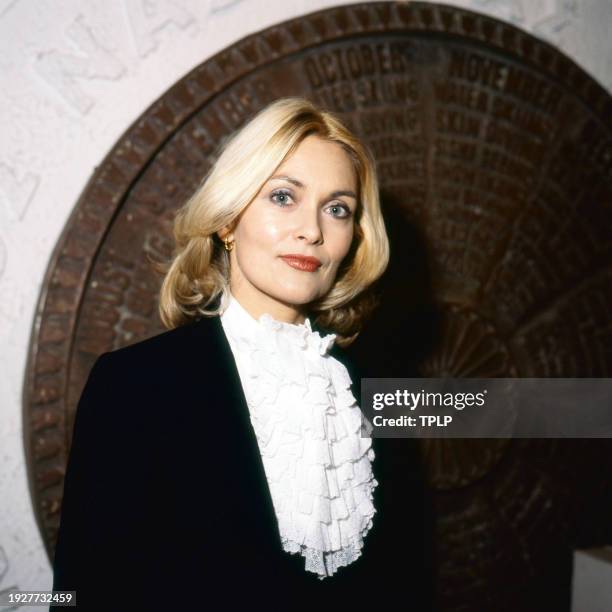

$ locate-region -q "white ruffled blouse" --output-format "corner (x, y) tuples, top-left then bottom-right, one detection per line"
(219, 292), (378, 579)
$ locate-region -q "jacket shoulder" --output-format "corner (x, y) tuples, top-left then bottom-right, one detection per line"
(98, 316), (218, 373)
(76, 317), (223, 432)
(82, 317), (221, 412)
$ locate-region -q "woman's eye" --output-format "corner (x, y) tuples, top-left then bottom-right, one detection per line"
(270, 190), (352, 219)
(327, 203), (352, 219)
(270, 190), (293, 206)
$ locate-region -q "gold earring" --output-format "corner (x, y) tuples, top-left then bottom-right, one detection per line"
(224, 236), (235, 252)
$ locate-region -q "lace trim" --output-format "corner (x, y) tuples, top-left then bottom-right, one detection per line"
(220, 297), (377, 579)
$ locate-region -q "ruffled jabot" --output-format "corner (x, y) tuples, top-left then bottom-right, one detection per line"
(219, 293), (377, 579)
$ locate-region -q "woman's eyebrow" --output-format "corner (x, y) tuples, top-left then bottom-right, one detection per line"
(269, 174), (357, 199)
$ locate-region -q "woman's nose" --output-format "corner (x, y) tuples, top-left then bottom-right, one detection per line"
(295, 201), (323, 244)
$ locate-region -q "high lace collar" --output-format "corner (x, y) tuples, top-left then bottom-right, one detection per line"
(220, 292), (337, 356)
(219, 291), (378, 580)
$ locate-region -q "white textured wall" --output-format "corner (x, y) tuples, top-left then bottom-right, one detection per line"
(1, 0), (610, 607)
(573, 548), (612, 612)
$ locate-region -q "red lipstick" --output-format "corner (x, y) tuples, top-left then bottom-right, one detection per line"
(280, 254), (322, 272)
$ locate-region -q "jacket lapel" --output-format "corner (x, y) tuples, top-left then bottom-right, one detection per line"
(191, 314), (281, 551)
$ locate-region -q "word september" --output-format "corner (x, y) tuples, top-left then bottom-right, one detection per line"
(373, 389), (487, 411)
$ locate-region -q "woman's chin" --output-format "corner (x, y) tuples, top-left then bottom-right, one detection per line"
(271, 286), (323, 307)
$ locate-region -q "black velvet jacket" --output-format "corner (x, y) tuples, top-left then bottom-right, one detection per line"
(51, 314), (432, 611)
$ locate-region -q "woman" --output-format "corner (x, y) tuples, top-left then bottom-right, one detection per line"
(51, 97), (430, 610)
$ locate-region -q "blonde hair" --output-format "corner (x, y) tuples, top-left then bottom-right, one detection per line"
(153, 97), (389, 346)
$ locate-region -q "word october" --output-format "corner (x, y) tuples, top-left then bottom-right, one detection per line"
(372, 389), (487, 411)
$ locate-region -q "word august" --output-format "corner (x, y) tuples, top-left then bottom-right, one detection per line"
(372, 390), (487, 411)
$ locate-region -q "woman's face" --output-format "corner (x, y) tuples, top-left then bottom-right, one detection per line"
(224, 134), (358, 323)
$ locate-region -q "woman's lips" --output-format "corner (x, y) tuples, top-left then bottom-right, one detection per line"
(280, 255), (321, 272)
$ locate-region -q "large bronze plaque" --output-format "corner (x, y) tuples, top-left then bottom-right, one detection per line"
(25, 2), (612, 609)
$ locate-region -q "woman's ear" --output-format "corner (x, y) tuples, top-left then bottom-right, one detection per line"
(217, 226), (233, 241)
